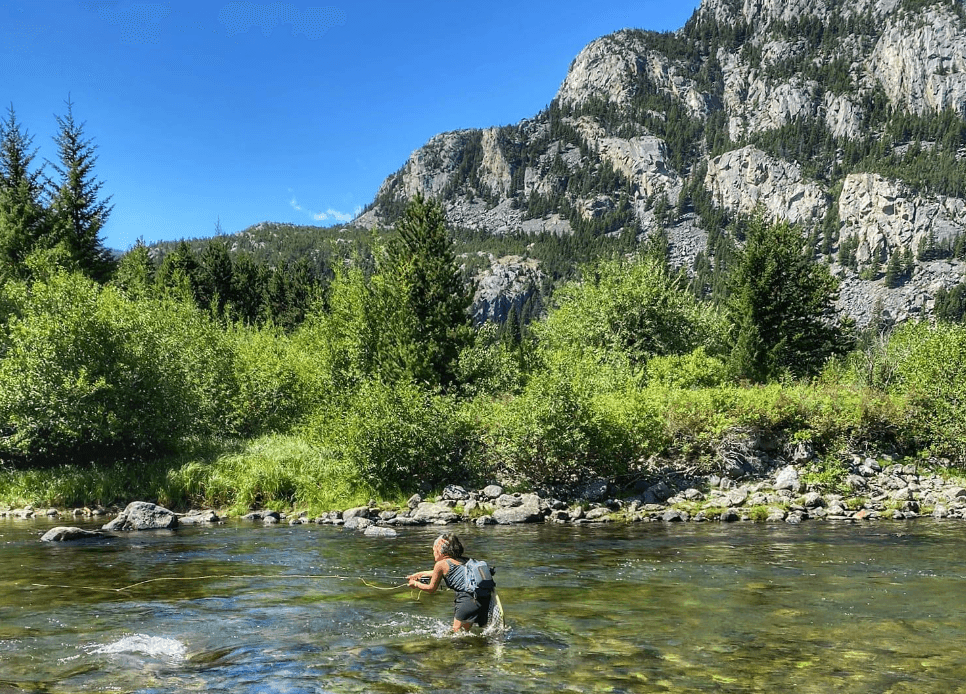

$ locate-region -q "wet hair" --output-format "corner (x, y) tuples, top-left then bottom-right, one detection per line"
(433, 533), (464, 558)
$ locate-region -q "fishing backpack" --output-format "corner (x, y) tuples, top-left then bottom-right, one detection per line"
(462, 558), (496, 597)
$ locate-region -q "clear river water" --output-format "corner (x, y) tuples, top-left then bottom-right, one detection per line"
(2, 517), (966, 693)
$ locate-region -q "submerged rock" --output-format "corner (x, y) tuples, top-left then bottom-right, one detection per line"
(40, 526), (105, 542)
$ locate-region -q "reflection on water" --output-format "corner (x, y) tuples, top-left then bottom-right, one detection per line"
(1, 519), (966, 692)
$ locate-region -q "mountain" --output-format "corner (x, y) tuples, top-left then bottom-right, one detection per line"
(355, 0), (966, 328)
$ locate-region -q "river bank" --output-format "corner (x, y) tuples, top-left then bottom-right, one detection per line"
(10, 446), (966, 533)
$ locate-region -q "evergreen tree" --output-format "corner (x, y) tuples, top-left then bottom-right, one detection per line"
(45, 98), (114, 282)
(231, 252), (267, 325)
(727, 216), (852, 382)
(935, 283), (966, 324)
(112, 238), (155, 299)
(388, 194), (472, 387)
(155, 240), (202, 301)
(0, 105), (48, 279)
(198, 239), (234, 316)
(884, 249), (904, 288)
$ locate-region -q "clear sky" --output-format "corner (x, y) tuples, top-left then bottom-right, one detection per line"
(2, 1), (702, 251)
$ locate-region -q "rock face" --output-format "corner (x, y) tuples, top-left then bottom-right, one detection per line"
(356, 0), (966, 327)
(705, 146), (829, 225)
(838, 173), (966, 264)
(470, 256), (542, 324)
(102, 502), (179, 531)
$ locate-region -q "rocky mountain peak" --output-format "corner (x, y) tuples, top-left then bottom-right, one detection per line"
(359, 0), (966, 328)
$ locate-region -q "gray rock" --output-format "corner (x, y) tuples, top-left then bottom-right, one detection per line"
(342, 506), (370, 521)
(583, 507), (613, 521)
(727, 488), (749, 506)
(343, 517), (373, 530)
(363, 525), (397, 538)
(684, 488), (705, 501)
(492, 496), (543, 524)
(720, 508), (741, 522)
(495, 494), (523, 508)
(662, 510), (688, 523)
(406, 494), (422, 510)
(41, 526), (104, 542)
(481, 485), (503, 500)
(102, 502), (178, 531)
(647, 481), (672, 502)
(548, 509), (571, 523)
(774, 465), (801, 492)
(802, 492), (825, 509)
(441, 484), (470, 501)
(475, 515), (497, 526)
(179, 510), (219, 525)
(411, 502), (459, 524)
(576, 479), (610, 502)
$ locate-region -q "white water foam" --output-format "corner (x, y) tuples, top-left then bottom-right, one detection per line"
(92, 634), (187, 661)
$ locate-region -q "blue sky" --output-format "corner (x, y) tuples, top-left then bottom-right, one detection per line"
(2, 1), (701, 251)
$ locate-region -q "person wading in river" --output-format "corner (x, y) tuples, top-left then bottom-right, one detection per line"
(407, 533), (495, 633)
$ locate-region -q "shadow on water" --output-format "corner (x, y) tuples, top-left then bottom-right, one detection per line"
(2, 519), (966, 692)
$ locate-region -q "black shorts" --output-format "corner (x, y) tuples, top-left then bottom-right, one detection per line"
(453, 591), (491, 627)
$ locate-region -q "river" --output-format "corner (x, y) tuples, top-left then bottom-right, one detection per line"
(1, 517), (965, 693)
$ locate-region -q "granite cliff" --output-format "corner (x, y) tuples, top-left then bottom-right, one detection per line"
(357, 0), (966, 327)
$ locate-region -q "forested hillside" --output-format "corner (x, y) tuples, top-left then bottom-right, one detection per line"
(1, 0), (965, 514)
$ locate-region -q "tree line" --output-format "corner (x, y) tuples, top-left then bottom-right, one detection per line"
(0, 100), (114, 283)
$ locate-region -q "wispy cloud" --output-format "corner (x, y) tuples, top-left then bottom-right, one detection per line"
(314, 208), (358, 223)
(289, 193), (358, 223)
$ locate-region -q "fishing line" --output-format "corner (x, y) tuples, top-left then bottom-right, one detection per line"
(26, 573), (413, 594)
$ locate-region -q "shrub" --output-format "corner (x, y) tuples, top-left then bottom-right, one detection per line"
(306, 381), (476, 494)
(534, 255), (726, 367)
(0, 270), (236, 464)
(888, 322), (966, 461)
(230, 324), (313, 436)
(478, 369), (629, 487)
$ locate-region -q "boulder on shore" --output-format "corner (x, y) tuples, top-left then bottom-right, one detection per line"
(102, 501), (179, 531)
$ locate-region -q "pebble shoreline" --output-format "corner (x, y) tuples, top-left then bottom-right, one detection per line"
(15, 452), (966, 540)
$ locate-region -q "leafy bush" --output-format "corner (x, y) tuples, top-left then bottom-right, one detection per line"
(888, 322), (966, 461)
(230, 324), (314, 437)
(477, 369), (629, 487)
(645, 347), (729, 388)
(534, 255), (726, 367)
(306, 381), (476, 494)
(0, 270), (236, 464)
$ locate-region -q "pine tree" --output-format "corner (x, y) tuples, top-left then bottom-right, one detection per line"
(112, 238), (155, 298)
(728, 216), (852, 382)
(199, 239), (234, 316)
(46, 98), (114, 282)
(884, 249), (904, 288)
(0, 105), (48, 279)
(155, 240), (201, 301)
(388, 194), (472, 387)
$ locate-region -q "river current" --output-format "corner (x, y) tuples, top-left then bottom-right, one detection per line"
(1, 517), (965, 693)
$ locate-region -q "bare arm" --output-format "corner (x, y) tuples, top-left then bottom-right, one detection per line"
(407, 560), (447, 593)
